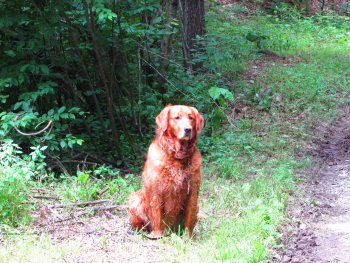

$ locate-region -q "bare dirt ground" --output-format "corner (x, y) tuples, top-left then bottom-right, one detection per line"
(274, 105), (350, 263)
(31, 204), (177, 262)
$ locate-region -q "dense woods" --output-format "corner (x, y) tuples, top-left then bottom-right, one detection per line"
(0, 0), (207, 171)
(1, 0), (349, 170)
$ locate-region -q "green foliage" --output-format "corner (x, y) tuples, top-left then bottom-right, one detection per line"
(57, 168), (139, 204)
(246, 31), (269, 50)
(208, 86), (234, 104)
(205, 11), (257, 75)
(207, 86), (234, 131)
(0, 141), (39, 226)
(0, 0), (179, 168)
(0, 235), (68, 262)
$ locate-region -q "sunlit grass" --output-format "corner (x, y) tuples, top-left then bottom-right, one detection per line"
(0, 235), (68, 263)
(162, 6), (350, 262)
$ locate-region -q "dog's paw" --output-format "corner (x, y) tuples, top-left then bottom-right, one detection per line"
(127, 228), (136, 236)
(150, 231), (163, 239)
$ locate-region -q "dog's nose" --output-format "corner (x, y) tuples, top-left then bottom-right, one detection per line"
(184, 127), (192, 135)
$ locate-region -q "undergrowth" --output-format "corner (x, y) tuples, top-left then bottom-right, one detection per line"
(0, 141), (39, 227)
(54, 169), (139, 204)
(165, 6), (350, 262)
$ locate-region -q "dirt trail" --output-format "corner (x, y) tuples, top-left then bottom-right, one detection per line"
(30, 208), (176, 262)
(277, 106), (350, 263)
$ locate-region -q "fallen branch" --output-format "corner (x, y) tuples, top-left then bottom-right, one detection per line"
(86, 204), (125, 213)
(46, 152), (71, 177)
(31, 195), (60, 200)
(97, 186), (109, 198)
(53, 204), (127, 223)
(13, 113), (53, 136)
(104, 210), (116, 220)
(32, 188), (51, 193)
(50, 199), (112, 209)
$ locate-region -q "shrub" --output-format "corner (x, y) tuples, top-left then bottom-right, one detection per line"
(0, 141), (41, 226)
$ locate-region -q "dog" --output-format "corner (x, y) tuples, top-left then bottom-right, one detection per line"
(128, 105), (204, 238)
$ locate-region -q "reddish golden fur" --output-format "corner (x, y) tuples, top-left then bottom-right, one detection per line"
(128, 105), (204, 238)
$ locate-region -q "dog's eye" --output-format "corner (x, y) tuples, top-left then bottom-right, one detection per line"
(188, 116), (193, 120)
(175, 116), (180, 120)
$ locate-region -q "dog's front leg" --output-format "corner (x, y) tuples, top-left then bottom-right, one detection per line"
(184, 181), (200, 238)
(150, 194), (164, 238)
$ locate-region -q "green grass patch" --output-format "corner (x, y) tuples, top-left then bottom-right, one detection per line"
(53, 169), (139, 204)
(0, 141), (36, 227)
(162, 6), (350, 262)
(0, 235), (68, 263)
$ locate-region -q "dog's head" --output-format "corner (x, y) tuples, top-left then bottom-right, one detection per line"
(156, 105), (204, 141)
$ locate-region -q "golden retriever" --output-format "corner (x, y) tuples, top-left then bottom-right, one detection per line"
(128, 105), (204, 238)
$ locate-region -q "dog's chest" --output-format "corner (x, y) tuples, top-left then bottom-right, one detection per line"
(160, 164), (190, 218)
(161, 163), (190, 194)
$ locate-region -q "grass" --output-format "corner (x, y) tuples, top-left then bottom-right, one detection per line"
(1, 5), (350, 263)
(0, 234), (68, 263)
(166, 122), (307, 262)
(0, 141), (35, 227)
(53, 171), (140, 204)
(161, 6), (350, 262)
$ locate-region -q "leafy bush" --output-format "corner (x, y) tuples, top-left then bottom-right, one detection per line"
(0, 0), (210, 170)
(0, 141), (44, 226)
(57, 168), (139, 204)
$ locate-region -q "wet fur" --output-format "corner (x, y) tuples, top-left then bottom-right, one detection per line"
(128, 105), (204, 238)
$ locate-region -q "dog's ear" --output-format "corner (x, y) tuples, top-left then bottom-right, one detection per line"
(156, 106), (170, 132)
(196, 113), (204, 133)
(191, 107), (204, 133)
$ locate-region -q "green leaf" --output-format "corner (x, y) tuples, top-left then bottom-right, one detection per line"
(58, 106), (66, 114)
(77, 172), (89, 184)
(60, 113), (69, 119)
(208, 86), (234, 101)
(170, 19), (179, 26)
(39, 65), (50, 75)
(60, 141), (66, 149)
(4, 50), (16, 57)
(40, 146), (48, 151)
(153, 17), (162, 24)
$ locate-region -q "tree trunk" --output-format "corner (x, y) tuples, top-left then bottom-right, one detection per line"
(157, 0), (179, 93)
(179, 0), (205, 72)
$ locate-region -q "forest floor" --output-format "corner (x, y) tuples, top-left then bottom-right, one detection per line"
(11, 108), (350, 263)
(3, 57), (349, 263)
(2, 55), (350, 263)
(274, 106), (350, 263)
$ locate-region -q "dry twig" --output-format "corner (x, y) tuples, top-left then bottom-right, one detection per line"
(97, 186), (110, 198)
(31, 195), (60, 200)
(53, 204), (125, 223)
(50, 199), (112, 209)
(13, 113), (53, 136)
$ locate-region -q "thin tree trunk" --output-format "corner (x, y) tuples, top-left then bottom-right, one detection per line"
(83, 0), (122, 158)
(157, 0), (179, 93)
(178, 0), (205, 72)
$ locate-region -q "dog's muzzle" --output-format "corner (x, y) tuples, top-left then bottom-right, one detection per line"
(184, 127), (192, 136)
